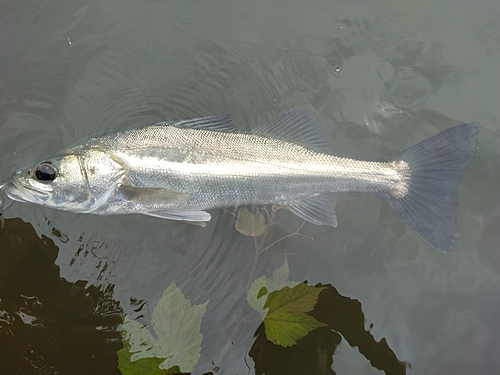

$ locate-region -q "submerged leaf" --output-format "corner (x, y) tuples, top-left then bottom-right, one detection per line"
(118, 337), (167, 375)
(247, 258), (299, 319)
(152, 281), (208, 372)
(235, 207), (267, 237)
(257, 287), (268, 299)
(263, 283), (327, 347)
(165, 365), (190, 375)
(121, 316), (164, 361)
(119, 281), (207, 374)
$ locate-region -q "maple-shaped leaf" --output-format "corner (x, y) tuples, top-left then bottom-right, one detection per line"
(119, 281), (207, 374)
(152, 281), (208, 371)
(121, 316), (165, 361)
(235, 207), (267, 237)
(263, 283), (327, 347)
(247, 258), (299, 319)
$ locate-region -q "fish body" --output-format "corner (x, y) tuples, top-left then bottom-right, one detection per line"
(2, 109), (479, 252)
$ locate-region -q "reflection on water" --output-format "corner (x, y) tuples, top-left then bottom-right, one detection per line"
(250, 284), (408, 375)
(0, 218), (122, 374)
(0, 214), (409, 374)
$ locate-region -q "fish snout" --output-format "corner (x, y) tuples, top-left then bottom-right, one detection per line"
(5, 171), (52, 204)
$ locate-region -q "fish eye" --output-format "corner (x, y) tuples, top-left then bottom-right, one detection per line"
(34, 162), (57, 181)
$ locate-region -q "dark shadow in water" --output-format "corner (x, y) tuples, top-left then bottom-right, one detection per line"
(0, 218), (122, 375)
(250, 283), (408, 375)
(1, 214), (408, 375)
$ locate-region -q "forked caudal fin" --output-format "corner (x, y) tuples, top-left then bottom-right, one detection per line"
(385, 123), (479, 253)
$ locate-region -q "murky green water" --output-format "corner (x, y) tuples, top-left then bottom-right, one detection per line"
(1, 1), (499, 374)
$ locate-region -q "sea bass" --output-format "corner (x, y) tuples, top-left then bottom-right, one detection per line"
(2, 108), (478, 252)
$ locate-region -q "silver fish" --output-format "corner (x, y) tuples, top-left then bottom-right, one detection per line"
(2, 108), (479, 252)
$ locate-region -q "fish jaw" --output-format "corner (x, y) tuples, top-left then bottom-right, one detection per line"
(5, 171), (53, 205)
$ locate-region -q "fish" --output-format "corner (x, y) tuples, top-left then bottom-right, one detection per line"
(1, 108), (479, 252)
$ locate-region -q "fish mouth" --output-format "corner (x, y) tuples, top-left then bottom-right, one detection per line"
(5, 172), (52, 204)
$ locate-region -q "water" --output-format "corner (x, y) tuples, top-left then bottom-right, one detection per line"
(1, 0), (500, 374)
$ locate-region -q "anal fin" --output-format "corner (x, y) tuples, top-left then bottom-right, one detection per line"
(287, 193), (338, 226)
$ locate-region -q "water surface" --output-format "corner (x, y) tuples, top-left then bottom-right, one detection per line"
(1, 1), (499, 374)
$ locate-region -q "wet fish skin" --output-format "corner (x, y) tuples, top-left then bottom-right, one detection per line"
(2, 108), (479, 252)
(96, 125), (409, 211)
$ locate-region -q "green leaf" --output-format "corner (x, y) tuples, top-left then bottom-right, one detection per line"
(263, 283), (327, 347)
(118, 337), (167, 375)
(152, 281), (208, 372)
(235, 207), (267, 237)
(257, 287), (268, 299)
(165, 365), (186, 375)
(247, 258), (299, 319)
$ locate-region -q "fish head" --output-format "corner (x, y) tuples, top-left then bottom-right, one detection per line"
(5, 148), (125, 212)
(5, 153), (93, 211)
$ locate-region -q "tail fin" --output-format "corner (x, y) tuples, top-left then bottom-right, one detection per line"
(385, 123), (479, 252)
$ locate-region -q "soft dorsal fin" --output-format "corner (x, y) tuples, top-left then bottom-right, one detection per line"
(286, 193), (338, 227)
(253, 108), (334, 153)
(172, 114), (239, 132)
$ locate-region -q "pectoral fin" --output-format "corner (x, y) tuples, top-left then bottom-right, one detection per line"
(117, 185), (190, 203)
(287, 193), (338, 226)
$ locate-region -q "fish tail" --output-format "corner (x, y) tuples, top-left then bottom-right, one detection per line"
(384, 123), (479, 252)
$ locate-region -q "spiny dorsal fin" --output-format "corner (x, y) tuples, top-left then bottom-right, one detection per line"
(172, 114), (239, 132)
(253, 108), (334, 153)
